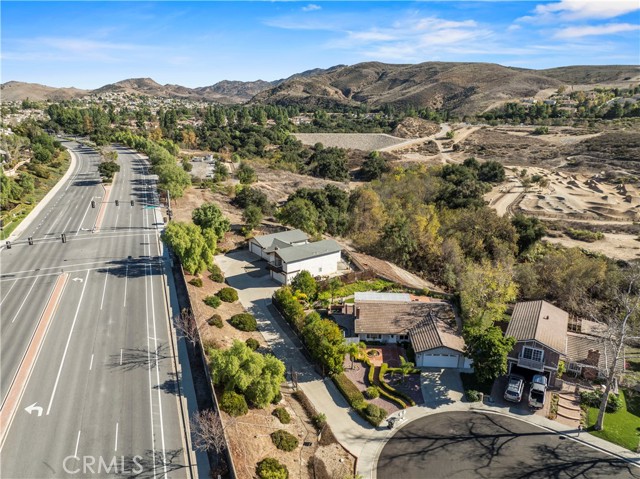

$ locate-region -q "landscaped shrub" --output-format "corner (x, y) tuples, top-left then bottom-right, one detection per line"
(270, 429), (299, 452)
(256, 458), (288, 479)
(208, 264), (225, 283)
(220, 391), (248, 417)
(273, 407), (291, 424)
(332, 373), (366, 410)
(188, 277), (203, 287)
(466, 390), (481, 402)
(229, 313), (257, 332)
(246, 337), (260, 350)
(363, 403), (388, 427)
(312, 413), (327, 429)
(271, 391), (283, 404)
(366, 386), (380, 399)
(207, 314), (223, 328)
(379, 363), (416, 406)
(203, 295), (221, 308)
(216, 287), (238, 303)
(580, 390), (623, 412)
(273, 287), (305, 332)
(566, 228), (604, 243)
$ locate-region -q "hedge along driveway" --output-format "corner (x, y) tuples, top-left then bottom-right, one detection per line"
(215, 250), (379, 457)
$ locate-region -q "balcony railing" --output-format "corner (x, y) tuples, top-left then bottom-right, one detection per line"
(517, 356), (545, 372)
(266, 263), (283, 273)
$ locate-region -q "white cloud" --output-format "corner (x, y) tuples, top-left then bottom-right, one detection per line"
(507, 24), (521, 32)
(555, 22), (640, 38)
(301, 4), (321, 12)
(524, 0), (639, 21)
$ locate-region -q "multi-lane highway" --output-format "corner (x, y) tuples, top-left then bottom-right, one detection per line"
(0, 143), (193, 478)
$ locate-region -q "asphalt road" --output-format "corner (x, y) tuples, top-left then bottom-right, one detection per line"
(0, 143), (191, 478)
(376, 411), (639, 479)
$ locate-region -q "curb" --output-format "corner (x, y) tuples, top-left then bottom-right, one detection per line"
(7, 144), (78, 242)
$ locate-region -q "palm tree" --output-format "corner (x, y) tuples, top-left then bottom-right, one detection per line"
(399, 356), (415, 384)
(347, 343), (360, 369)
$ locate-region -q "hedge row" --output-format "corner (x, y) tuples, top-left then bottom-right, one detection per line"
(291, 390), (337, 446)
(379, 363), (416, 407)
(332, 373), (387, 427)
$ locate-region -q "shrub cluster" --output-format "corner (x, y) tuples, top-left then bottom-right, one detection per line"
(580, 390), (622, 412)
(270, 430), (299, 452)
(188, 277), (203, 287)
(566, 228), (605, 243)
(245, 337), (260, 350)
(216, 287), (238, 303)
(207, 314), (223, 328)
(256, 458), (288, 479)
(465, 390), (481, 402)
(273, 287), (305, 331)
(208, 264), (225, 283)
(379, 363), (416, 407)
(332, 373), (388, 426)
(220, 391), (248, 417)
(366, 386), (380, 399)
(203, 295), (222, 308)
(272, 407), (291, 424)
(229, 313), (257, 332)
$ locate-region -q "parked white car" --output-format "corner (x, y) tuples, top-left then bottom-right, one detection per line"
(528, 374), (548, 409)
(504, 375), (525, 403)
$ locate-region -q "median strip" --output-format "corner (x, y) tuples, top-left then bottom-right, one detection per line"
(93, 181), (113, 233)
(0, 272), (69, 450)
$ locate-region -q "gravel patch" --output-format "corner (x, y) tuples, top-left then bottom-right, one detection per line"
(294, 133), (406, 151)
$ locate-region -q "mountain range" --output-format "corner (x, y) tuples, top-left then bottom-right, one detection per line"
(2, 62), (638, 115)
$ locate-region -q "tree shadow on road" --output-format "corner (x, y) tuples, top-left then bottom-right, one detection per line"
(115, 448), (187, 479)
(107, 344), (170, 371)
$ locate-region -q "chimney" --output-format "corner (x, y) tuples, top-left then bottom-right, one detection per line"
(586, 349), (600, 367)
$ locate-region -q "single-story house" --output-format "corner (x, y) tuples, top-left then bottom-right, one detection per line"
(347, 293), (471, 369)
(506, 300), (624, 383)
(248, 229), (309, 261)
(266, 239), (342, 285)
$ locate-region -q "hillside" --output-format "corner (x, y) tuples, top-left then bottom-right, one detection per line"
(0, 81), (88, 102)
(252, 61), (573, 115)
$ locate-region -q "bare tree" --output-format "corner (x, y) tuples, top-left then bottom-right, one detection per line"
(590, 264), (640, 431)
(190, 409), (227, 455)
(175, 308), (199, 347)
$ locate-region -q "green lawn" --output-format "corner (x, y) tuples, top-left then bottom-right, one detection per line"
(587, 388), (640, 451)
(317, 279), (395, 301)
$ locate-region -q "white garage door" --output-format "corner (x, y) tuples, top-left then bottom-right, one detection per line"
(419, 353), (459, 368)
(249, 241), (262, 257)
(270, 271), (286, 284)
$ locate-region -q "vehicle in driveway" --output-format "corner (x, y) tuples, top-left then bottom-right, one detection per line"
(504, 375), (525, 403)
(528, 374), (548, 409)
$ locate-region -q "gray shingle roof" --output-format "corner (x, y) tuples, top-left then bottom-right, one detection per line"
(251, 229), (308, 249)
(275, 239), (342, 264)
(506, 300), (568, 353)
(264, 238), (294, 254)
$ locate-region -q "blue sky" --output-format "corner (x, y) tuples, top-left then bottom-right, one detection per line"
(2, 1), (639, 89)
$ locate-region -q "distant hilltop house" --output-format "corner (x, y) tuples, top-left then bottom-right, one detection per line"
(506, 300), (623, 384)
(342, 292), (472, 369)
(248, 229), (343, 284)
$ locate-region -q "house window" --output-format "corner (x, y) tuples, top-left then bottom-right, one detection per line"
(522, 347), (544, 362)
(368, 334), (381, 340)
(398, 335), (408, 341)
(568, 362), (581, 373)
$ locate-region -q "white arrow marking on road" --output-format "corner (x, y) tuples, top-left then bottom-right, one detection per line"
(25, 403), (43, 417)
(72, 277), (84, 283)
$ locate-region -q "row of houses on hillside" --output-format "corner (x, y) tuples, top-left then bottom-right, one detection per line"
(247, 229), (624, 383)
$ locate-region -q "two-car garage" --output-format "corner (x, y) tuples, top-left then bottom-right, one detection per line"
(416, 349), (474, 369)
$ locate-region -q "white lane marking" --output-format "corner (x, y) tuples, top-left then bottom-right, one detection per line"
(123, 263), (128, 307)
(0, 279), (19, 307)
(46, 270), (90, 415)
(120, 348), (123, 365)
(10, 277), (39, 323)
(115, 422), (119, 451)
(89, 354), (94, 371)
(3, 260), (111, 277)
(100, 268), (109, 310)
(75, 197), (94, 236)
(145, 263), (157, 479)
(73, 430), (81, 458)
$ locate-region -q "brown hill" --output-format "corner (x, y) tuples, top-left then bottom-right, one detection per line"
(251, 61), (572, 115)
(538, 65), (640, 84)
(0, 81), (88, 102)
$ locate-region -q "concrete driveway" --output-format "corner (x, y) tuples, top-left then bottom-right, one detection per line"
(215, 250), (375, 456)
(421, 368), (464, 408)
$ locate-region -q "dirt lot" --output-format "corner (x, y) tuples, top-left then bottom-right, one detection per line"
(294, 133), (406, 151)
(184, 269), (355, 478)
